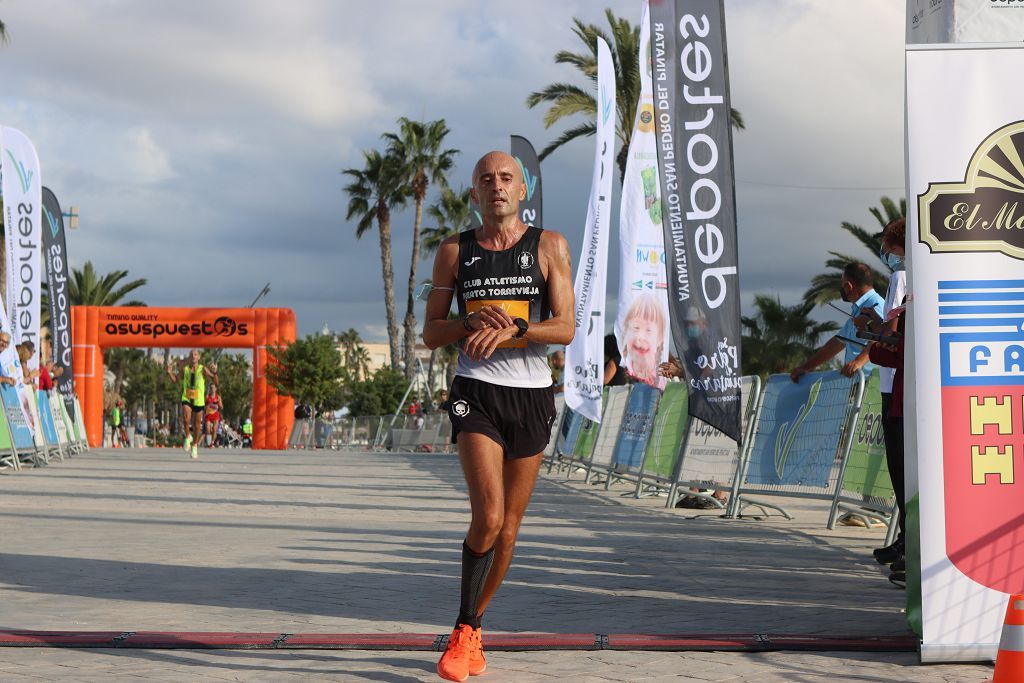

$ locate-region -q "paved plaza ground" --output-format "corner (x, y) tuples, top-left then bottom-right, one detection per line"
(0, 448), (993, 681)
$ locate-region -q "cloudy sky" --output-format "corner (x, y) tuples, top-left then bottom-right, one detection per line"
(0, 0), (906, 341)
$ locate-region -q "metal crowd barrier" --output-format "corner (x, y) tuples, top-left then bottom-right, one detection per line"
(664, 376), (761, 509)
(573, 386), (629, 484)
(727, 370), (866, 520)
(0, 386), (88, 472)
(540, 369), (895, 531)
(827, 369), (899, 539)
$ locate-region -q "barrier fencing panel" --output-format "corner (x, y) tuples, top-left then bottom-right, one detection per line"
(603, 384), (660, 490)
(1, 385), (42, 466)
(728, 370), (865, 520)
(585, 385), (632, 484)
(828, 369), (897, 529)
(634, 382), (688, 496)
(51, 391), (72, 451)
(288, 419), (313, 448)
(72, 396), (90, 451)
(548, 406), (585, 474)
(679, 376), (760, 506)
(566, 390), (608, 471)
(37, 389), (63, 461)
(665, 375), (761, 508)
(0, 390), (19, 470)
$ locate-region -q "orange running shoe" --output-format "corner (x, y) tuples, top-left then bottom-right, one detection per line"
(437, 624), (474, 682)
(468, 627), (486, 676)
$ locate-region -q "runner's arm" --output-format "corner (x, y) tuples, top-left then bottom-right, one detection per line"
(522, 231), (574, 345)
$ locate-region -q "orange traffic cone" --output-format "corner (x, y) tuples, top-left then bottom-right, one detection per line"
(991, 593), (1024, 683)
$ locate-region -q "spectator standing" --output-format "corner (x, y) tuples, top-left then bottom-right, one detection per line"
(858, 218), (909, 571)
(790, 262), (884, 383)
(549, 350), (565, 393)
(603, 334), (628, 386)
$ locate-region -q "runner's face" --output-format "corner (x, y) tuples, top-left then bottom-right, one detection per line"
(471, 153), (525, 220)
(190, 350), (200, 365)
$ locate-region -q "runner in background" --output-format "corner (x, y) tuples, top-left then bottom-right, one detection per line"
(166, 350), (218, 459)
(204, 384), (223, 448)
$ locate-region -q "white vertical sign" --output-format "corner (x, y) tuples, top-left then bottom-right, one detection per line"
(615, 0), (670, 392)
(564, 37), (615, 422)
(1, 127), (42, 371)
(907, 45), (1024, 663)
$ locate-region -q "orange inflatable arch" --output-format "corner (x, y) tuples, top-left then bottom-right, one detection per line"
(72, 306), (296, 450)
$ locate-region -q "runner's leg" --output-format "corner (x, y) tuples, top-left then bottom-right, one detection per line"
(456, 431), (505, 627)
(182, 404), (193, 444)
(475, 451), (543, 617)
(192, 410), (204, 449)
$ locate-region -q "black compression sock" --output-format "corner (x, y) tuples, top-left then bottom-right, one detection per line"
(456, 541), (494, 630)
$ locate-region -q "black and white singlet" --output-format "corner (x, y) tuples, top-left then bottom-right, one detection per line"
(455, 226), (552, 388)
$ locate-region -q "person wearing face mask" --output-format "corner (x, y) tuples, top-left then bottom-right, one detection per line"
(855, 218), (908, 574)
(790, 262), (884, 383)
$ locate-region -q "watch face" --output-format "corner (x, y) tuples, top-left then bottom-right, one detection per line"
(515, 318), (528, 337)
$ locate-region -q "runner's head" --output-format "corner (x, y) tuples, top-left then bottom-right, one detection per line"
(471, 151), (525, 222)
(189, 349), (201, 365)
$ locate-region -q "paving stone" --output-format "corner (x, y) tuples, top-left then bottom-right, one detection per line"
(0, 448), (994, 681)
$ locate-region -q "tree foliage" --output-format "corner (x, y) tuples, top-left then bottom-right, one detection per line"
(342, 149), (408, 370)
(202, 351), (252, 424)
(422, 187), (473, 255)
(803, 197), (905, 306)
(741, 295), (839, 378)
(345, 366), (409, 417)
(527, 9), (744, 181)
(266, 334), (347, 414)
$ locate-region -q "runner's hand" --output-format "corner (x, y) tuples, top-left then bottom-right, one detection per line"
(473, 305), (514, 330)
(464, 326), (517, 361)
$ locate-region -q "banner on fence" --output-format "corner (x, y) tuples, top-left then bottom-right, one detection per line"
(589, 385), (632, 470)
(642, 381), (688, 480)
(743, 372), (855, 488)
(616, 0), (670, 392)
(907, 42), (1024, 662)
(679, 376), (756, 486)
(0, 384), (34, 450)
(841, 370), (893, 499)
(648, 0), (742, 441)
(610, 383), (659, 470)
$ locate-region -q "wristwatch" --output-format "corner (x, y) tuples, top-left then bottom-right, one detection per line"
(513, 317), (529, 338)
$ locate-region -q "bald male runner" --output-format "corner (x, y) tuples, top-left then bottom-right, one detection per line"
(423, 151), (574, 681)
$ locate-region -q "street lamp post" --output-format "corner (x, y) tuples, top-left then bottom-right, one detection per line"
(248, 282), (271, 308)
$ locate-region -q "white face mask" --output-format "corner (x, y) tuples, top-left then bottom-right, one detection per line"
(880, 246), (905, 271)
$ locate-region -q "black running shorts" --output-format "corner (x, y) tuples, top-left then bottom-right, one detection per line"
(447, 376), (556, 459)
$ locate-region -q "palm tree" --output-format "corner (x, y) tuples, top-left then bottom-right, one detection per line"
(421, 190), (474, 397)
(337, 328), (371, 380)
(803, 196), (905, 306)
(741, 295), (839, 378)
(383, 117), (458, 378)
(527, 9), (745, 182)
(342, 149), (409, 371)
(68, 261), (147, 306)
(422, 187), (473, 254)
(41, 260), (146, 329)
